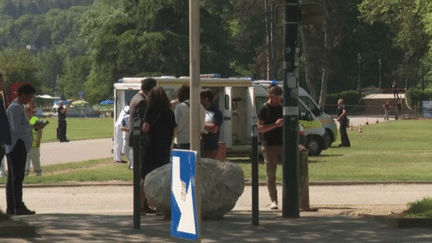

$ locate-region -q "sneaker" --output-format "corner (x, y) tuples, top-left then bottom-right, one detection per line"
(270, 201), (278, 210)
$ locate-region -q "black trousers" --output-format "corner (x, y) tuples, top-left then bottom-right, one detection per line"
(339, 120), (351, 146)
(6, 139), (27, 212)
(58, 120), (67, 141)
(0, 144), (5, 169)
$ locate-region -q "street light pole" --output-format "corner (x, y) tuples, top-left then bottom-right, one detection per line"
(420, 58), (424, 90)
(357, 53), (361, 92)
(405, 53), (409, 91)
(378, 59), (382, 90)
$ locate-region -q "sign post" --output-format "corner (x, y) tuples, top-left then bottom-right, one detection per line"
(171, 150), (199, 241)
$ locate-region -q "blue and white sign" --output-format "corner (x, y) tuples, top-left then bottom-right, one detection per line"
(171, 150), (199, 241)
(423, 101), (432, 118)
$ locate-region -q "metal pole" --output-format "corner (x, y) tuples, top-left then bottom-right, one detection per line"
(405, 53), (409, 90)
(357, 53), (361, 92)
(378, 59), (382, 90)
(133, 117), (142, 229)
(251, 123), (259, 225)
(282, 0), (300, 218)
(189, 0), (201, 241)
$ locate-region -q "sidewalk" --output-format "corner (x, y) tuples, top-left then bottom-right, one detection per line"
(1, 184), (432, 242)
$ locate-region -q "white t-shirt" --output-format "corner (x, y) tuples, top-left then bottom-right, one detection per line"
(174, 100), (206, 144)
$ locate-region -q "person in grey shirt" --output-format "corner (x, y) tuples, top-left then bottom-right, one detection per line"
(5, 83), (42, 215)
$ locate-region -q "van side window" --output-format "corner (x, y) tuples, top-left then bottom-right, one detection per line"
(300, 96), (320, 117)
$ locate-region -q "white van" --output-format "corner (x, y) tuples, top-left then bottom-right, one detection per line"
(253, 83), (329, 155)
(253, 80), (338, 146)
(113, 76), (324, 155)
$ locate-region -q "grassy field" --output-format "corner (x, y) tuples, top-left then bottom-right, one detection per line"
(38, 117), (114, 142)
(1, 119), (431, 184)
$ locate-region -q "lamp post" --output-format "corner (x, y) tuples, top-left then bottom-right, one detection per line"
(420, 58), (424, 90)
(357, 53), (361, 92)
(405, 53), (409, 90)
(378, 59), (382, 90)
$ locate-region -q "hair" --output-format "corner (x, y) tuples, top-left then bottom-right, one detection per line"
(148, 86), (171, 110)
(269, 85), (282, 96)
(200, 89), (214, 102)
(141, 78), (157, 92)
(177, 84), (190, 103)
(18, 83), (36, 96)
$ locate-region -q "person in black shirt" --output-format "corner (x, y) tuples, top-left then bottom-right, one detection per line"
(257, 85), (283, 210)
(0, 71), (11, 177)
(336, 99), (350, 147)
(57, 101), (70, 142)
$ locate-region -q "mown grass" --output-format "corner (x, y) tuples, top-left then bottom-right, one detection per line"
(38, 117), (114, 143)
(1, 119), (431, 185)
(405, 198), (432, 218)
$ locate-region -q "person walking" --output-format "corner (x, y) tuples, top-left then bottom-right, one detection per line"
(141, 86), (177, 214)
(0, 70), (11, 178)
(336, 99), (351, 147)
(383, 101), (392, 121)
(5, 83), (42, 215)
(120, 106), (133, 169)
(257, 85), (283, 210)
(57, 101), (70, 142)
(200, 89), (223, 159)
(392, 80), (399, 99)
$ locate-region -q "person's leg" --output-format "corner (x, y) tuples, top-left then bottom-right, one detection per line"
(340, 121), (350, 147)
(263, 146), (278, 206)
(7, 139), (32, 214)
(25, 149), (31, 176)
(32, 148), (42, 175)
(113, 126), (123, 162)
(0, 145), (6, 177)
(59, 121), (67, 141)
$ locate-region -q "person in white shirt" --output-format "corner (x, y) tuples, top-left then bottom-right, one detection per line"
(114, 105), (129, 163)
(173, 84), (205, 150)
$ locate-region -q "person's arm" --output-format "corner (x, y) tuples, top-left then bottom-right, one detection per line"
(204, 121), (219, 134)
(36, 130), (42, 147)
(337, 109), (347, 121)
(257, 118), (283, 133)
(173, 105), (184, 136)
(142, 122), (150, 133)
(8, 105), (32, 135)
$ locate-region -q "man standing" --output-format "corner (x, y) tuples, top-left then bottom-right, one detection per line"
(0, 71), (11, 178)
(336, 99), (351, 147)
(200, 89), (223, 159)
(257, 85), (283, 210)
(128, 77), (156, 213)
(57, 101), (70, 142)
(6, 83), (42, 215)
(113, 105), (129, 163)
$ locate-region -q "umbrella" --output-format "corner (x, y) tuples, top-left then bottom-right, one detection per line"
(100, 99), (114, 105)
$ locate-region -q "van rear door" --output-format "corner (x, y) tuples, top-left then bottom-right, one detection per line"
(219, 87), (232, 148)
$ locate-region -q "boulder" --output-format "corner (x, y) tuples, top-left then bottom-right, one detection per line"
(144, 158), (245, 219)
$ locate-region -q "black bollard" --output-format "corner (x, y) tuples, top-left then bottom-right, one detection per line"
(133, 117), (142, 229)
(251, 123), (259, 226)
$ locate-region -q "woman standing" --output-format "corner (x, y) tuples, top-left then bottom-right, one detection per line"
(141, 86), (177, 213)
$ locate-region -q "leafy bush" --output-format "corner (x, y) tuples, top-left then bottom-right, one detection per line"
(406, 88), (432, 107)
(406, 198), (432, 218)
(326, 90), (362, 106)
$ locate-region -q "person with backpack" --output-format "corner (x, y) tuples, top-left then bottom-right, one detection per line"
(257, 85), (283, 210)
(173, 84), (205, 150)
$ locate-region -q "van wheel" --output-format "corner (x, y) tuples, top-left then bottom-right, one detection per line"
(325, 130), (333, 147)
(307, 137), (322, 156)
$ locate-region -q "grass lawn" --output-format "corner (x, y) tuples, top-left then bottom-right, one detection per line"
(236, 120), (432, 182)
(39, 117), (114, 142)
(1, 119), (431, 184)
(405, 198), (432, 218)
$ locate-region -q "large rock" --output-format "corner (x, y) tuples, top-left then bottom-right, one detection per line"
(144, 158), (245, 219)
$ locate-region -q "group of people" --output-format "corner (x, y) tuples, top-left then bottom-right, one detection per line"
(119, 78), (223, 214)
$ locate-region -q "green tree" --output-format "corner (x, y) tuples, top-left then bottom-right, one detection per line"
(0, 48), (40, 88)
